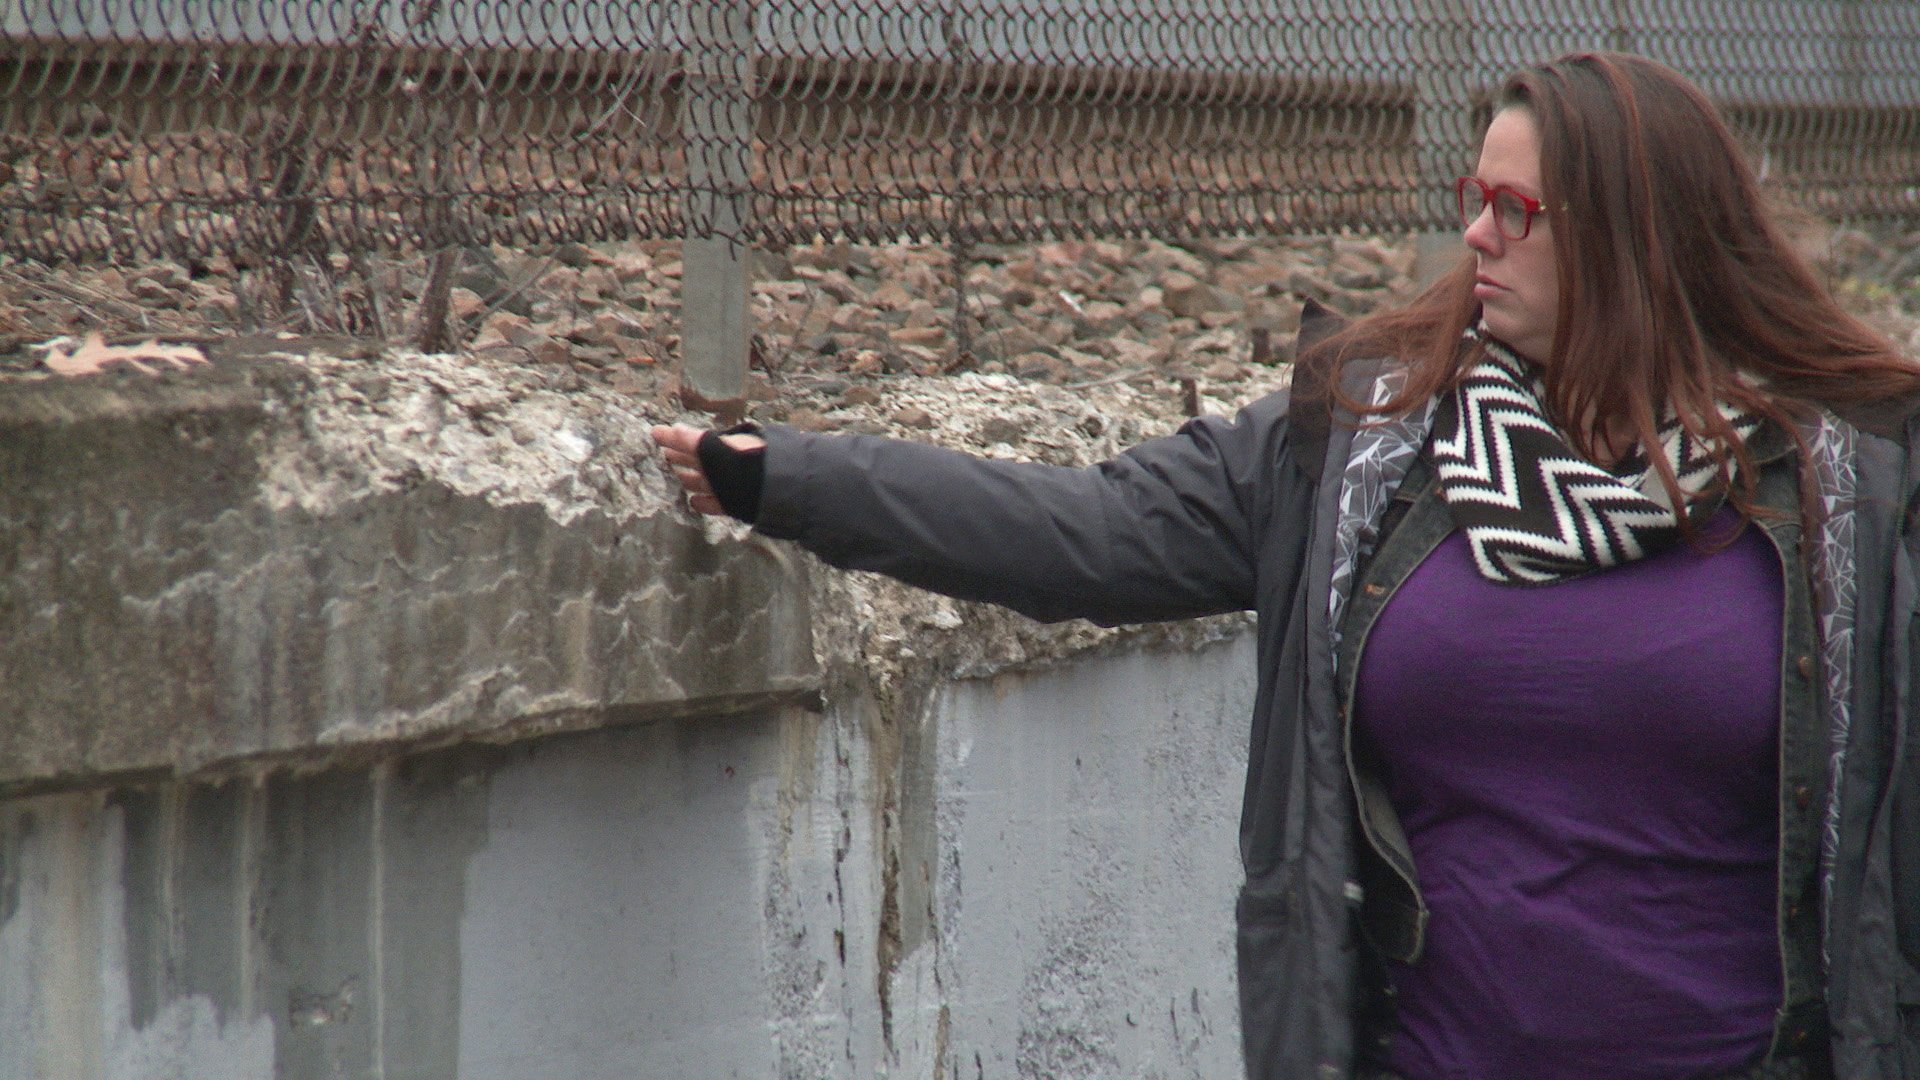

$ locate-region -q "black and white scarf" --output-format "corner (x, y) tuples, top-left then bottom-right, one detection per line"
(1431, 332), (1761, 585)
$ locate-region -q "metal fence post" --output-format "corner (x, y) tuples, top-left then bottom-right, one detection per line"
(944, 0), (977, 372)
(677, 0), (757, 409)
(1410, 0), (1473, 285)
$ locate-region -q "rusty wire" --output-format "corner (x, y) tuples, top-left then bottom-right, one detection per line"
(0, 1), (1916, 266)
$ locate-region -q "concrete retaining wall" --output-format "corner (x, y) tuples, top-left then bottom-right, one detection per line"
(0, 347), (1254, 1079)
(0, 640), (1251, 1080)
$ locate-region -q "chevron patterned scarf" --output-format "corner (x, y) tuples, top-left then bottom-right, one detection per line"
(1430, 334), (1760, 585)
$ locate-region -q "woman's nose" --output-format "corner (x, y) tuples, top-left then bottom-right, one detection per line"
(1463, 204), (1503, 256)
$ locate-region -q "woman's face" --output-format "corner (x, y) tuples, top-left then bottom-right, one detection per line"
(1466, 108), (1560, 364)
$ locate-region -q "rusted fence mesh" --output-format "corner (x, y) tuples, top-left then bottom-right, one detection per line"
(4, 1), (1919, 266)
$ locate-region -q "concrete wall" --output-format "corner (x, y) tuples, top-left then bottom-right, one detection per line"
(0, 345), (816, 787)
(0, 637), (1252, 1080)
(0, 348), (1254, 1079)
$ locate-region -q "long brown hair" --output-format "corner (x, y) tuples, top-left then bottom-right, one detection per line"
(1321, 52), (1919, 517)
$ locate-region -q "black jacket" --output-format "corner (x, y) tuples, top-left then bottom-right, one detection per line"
(750, 367), (1920, 1079)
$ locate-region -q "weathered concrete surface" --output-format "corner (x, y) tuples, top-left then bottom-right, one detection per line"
(0, 349), (816, 789)
(0, 633), (1251, 1080)
(0, 331), (1283, 793)
(0, 287), (1284, 1079)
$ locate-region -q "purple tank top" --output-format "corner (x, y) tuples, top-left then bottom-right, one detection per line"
(1353, 512), (1784, 1080)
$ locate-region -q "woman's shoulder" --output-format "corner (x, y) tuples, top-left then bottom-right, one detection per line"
(1826, 391), (1920, 447)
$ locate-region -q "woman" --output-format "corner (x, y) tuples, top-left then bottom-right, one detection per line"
(655, 54), (1920, 1080)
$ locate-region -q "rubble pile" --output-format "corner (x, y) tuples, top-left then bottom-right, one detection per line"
(0, 232), (1434, 707)
(0, 233), (1421, 393)
(2, 221), (1915, 402)
(2, 224), (1917, 701)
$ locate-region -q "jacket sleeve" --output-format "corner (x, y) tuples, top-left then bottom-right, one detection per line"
(752, 391), (1302, 626)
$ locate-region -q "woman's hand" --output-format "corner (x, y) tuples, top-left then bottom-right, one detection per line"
(650, 424), (765, 516)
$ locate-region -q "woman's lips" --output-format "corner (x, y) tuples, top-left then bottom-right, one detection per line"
(1473, 276), (1506, 299)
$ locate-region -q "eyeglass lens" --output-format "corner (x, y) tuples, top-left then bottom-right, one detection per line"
(1457, 180), (1533, 239)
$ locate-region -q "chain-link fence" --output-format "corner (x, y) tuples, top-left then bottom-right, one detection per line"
(2, 1), (1918, 267)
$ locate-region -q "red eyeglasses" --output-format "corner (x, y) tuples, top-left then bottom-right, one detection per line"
(1455, 176), (1548, 240)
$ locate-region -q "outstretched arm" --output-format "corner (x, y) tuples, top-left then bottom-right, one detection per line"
(654, 392), (1306, 626)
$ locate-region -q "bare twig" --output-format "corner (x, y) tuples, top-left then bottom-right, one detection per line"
(469, 253), (559, 327)
(417, 247), (458, 352)
(351, 251), (388, 340)
(582, 49), (667, 135)
(294, 267), (324, 334)
(0, 266), (147, 321)
(949, 237), (975, 371)
(1062, 367), (1157, 391)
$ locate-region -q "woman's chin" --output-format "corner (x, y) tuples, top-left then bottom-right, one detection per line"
(1481, 318), (1552, 365)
